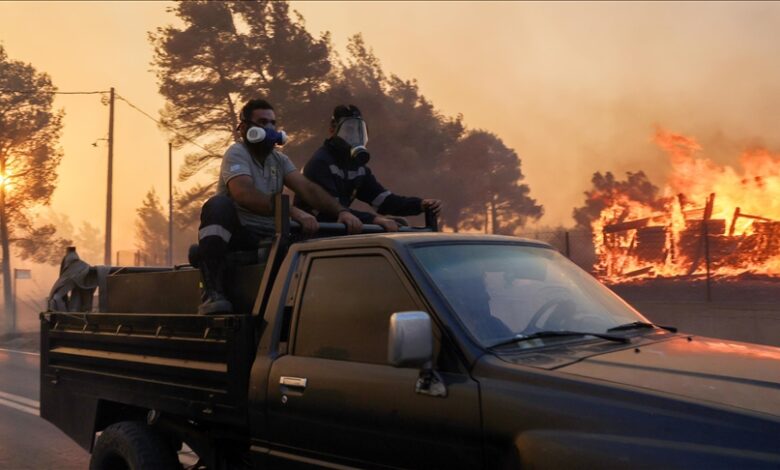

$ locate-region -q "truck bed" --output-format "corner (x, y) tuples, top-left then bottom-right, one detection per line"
(40, 311), (256, 449)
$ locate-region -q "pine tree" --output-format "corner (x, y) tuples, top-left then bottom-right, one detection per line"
(135, 189), (168, 266)
(0, 45), (69, 319)
(572, 171), (662, 228)
(442, 131), (543, 233)
(149, 0), (332, 183)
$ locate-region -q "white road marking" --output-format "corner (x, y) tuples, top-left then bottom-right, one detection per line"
(0, 347), (40, 357)
(1, 349), (201, 466)
(0, 390), (40, 409)
(0, 396), (39, 416)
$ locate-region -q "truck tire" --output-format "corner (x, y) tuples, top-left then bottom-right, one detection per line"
(90, 421), (180, 470)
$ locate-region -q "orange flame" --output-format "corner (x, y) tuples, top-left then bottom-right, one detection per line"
(593, 128), (780, 281)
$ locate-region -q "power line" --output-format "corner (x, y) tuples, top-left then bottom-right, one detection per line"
(1, 87), (220, 156)
(115, 93), (220, 157)
(0, 89), (108, 95)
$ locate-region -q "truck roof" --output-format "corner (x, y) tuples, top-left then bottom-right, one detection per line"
(294, 232), (554, 252)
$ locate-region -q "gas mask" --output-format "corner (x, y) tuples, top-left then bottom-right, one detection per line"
(243, 124), (287, 156)
(334, 117), (369, 163)
(246, 125), (288, 147)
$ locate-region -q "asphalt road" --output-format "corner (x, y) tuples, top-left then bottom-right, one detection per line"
(0, 347), (200, 469)
(0, 347), (89, 469)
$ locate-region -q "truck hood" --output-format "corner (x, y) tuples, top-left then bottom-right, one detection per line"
(560, 336), (780, 417)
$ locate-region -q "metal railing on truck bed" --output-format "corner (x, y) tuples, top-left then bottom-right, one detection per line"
(40, 311), (254, 448)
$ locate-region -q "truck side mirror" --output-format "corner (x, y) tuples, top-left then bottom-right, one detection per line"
(387, 311), (448, 398)
(387, 311), (433, 368)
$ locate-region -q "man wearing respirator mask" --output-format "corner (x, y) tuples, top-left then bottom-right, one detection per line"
(294, 105), (442, 232)
(196, 99), (362, 314)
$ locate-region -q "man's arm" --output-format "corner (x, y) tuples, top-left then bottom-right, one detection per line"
(285, 171), (342, 216)
(227, 175), (273, 215)
(301, 157), (377, 224)
(356, 170), (424, 216)
(285, 171), (363, 233)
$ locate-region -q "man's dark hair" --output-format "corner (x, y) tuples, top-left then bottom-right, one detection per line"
(331, 104), (362, 126)
(240, 99), (274, 122)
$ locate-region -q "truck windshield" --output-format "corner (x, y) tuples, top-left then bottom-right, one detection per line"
(412, 243), (650, 349)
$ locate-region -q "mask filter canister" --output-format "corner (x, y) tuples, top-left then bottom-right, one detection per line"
(246, 126), (288, 145)
(351, 145), (370, 163)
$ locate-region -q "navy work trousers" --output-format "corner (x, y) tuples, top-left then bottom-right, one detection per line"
(197, 195), (268, 285)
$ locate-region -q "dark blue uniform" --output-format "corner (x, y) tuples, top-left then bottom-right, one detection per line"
(295, 140), (423, 223)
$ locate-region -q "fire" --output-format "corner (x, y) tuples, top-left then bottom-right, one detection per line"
(592, 128), (780, 281)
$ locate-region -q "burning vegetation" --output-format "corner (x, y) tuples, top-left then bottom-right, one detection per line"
(592, 129), (780, 281)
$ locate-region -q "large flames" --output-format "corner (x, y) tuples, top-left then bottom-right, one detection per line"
(593, 129), (780, 281)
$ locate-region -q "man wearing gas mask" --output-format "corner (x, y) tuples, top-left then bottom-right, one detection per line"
(295, 105), (442, 231)
(197, 99), (363, 314)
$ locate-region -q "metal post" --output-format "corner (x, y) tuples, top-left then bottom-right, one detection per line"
(104, 87), (115, 266)
(424, 209), (439, 232)
(11, 269), (16, 332)
(167, 142), (173, 266)
(274, 193), (290, 238)
(703, 193), (714, 302)
(704, 225), (712, 302)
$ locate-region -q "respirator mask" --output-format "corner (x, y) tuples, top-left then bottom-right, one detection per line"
(334, 117), (369, 163)
(239, 107), (289, 156)
(245, 124), (288, 147)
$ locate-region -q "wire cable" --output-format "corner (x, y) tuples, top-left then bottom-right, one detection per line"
(0, 89), (108, 95)
(1, 87), (221, 156)
(115, 93), (221, 156)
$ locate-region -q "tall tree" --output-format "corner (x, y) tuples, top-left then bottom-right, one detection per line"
(316, 34), (465, 224)
(442, 131), (543, 234)
(572, 171), (662, 228)
(134, 189), (199, 266)
(135, 189), (168, 266)
(170, 188), (200, 265)
(40, 210), (103, 264)
(72, 222), (104, 265)
(149, 0), (333, 217)
(149, 4), (545, 234)
(0, 45), (68, 318)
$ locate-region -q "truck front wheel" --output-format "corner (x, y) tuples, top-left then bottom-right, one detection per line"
(90, 421), (180, 470)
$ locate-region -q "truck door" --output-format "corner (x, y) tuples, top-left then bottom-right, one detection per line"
(267, 250), (483, 469)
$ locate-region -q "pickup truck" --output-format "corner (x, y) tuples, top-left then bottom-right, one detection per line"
(40, 196), (780, 469)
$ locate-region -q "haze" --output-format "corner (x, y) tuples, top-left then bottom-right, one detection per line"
(1, 0), (779, 252)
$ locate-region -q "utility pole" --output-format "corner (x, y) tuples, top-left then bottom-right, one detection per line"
(104, 87), (115, 266)
(168, 142), (173, 266)
(12, 269), (16, 332)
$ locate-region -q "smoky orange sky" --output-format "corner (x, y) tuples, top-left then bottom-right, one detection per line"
(2, 0), (780, 256)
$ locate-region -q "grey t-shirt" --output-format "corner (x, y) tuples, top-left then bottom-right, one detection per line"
(217, 142), (297, 236)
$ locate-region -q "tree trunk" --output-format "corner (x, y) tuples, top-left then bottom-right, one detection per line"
(490, 194), (499, 234)
(0, 181), (13, 327)
(484, 203), (489, 234)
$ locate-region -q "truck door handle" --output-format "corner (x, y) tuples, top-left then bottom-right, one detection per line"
(279, 376), (308, 389)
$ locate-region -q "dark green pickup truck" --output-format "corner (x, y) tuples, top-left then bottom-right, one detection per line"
(41, 198), (780, 469)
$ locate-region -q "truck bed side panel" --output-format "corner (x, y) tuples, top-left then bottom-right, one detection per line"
(40, 312), (256, 449)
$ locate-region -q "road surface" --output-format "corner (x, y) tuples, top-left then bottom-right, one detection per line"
(0, 347), (197, 469)
(0, 347), (89, 469)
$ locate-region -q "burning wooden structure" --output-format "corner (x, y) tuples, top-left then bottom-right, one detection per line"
(595, 193), (780, 281)
(591, 128), (780, 282)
